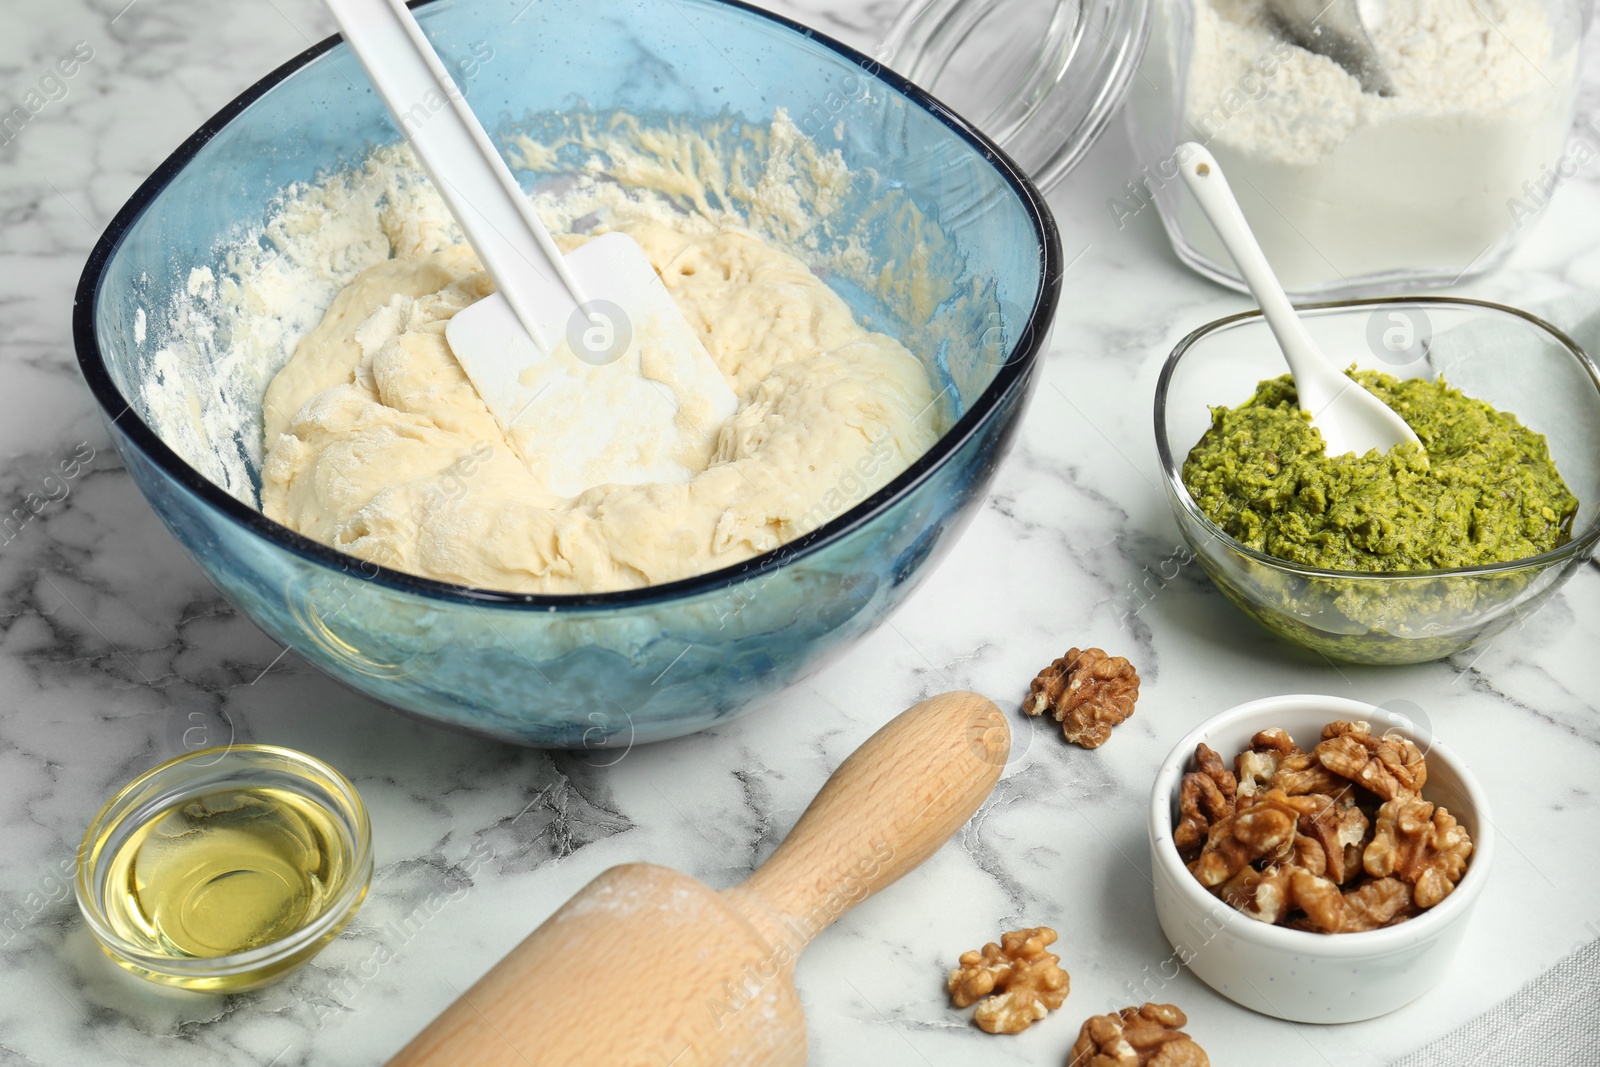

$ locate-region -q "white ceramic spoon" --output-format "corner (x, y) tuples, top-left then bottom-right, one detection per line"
(1177, 143), (1420, 458)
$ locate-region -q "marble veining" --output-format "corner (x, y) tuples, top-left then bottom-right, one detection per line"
(2, 0), (1599, 1064)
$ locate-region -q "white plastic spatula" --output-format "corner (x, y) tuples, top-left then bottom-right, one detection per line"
(323, 0), (738, 498)
(1176, 143), (1421, 459)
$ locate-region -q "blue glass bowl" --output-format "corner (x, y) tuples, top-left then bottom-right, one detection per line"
(74, 0), (1060, 745)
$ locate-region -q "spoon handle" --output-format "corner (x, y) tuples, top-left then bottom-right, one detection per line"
(1177, 141), (1360, 440)
(1176, 144), (1328, 385)
(1176, 142), (1421, 457)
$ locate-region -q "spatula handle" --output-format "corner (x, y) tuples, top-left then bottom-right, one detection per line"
(322, 0), (580, 350)
(727, 690), (1008, 950)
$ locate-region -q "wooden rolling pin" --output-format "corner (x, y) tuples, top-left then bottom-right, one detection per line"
(388, 690), (1009, 1066)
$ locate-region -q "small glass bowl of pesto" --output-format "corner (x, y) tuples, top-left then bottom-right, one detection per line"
(1155, 297), (1600, 665)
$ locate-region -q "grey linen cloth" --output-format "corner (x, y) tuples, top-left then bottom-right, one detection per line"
(1390, 937), (1600, 1064)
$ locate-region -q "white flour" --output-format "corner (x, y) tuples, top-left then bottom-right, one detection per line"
(139, 142), (460, 506)
(1171, 0), (1578, 291)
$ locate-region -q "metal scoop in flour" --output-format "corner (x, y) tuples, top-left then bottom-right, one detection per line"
(1265, 0), (1395, 96)
(1177, 143), (1421, 459)
(324, 0), (738, 498)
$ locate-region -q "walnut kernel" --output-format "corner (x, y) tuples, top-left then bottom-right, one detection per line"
(948, 926), (1070, 1034)
(1364, 796), (1472, 908)
(1290, 833), (1328, 877)
(1288, 867), (1344, 932)
(1340, 877), (1416, 931)
(1068, 1003), (1210, 1067)
(1218, 864), (1295, 924)
(1297, 793), (1371, 885)
(1315, 729), (1426, 801)
(1191, 789), (1300, 887)
(1270, 751), (1354, 798)
(1023, 647), (1140, 749)
(1236, 729), (1299, 797)
(1193, 743), (1237, 799)
(1175, 767), (1232, 863)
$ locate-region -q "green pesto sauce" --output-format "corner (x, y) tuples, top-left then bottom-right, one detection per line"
(1182, 371), (1579, 572)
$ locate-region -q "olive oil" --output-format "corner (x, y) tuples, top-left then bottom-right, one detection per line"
(101, 787), (350, 959)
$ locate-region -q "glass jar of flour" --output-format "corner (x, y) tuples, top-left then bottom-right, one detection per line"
(1126, 0), (1589, 296)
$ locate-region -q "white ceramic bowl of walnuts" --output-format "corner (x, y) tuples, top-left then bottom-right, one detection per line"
(1147, 694), (1494, 1024)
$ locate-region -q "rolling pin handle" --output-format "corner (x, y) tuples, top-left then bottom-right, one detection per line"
(727, 690), (1009, 950)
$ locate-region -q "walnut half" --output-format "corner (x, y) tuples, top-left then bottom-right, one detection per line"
(1340, 877), (1416, 931)
(1363, 796), (1472, 908)
(1235, 728), (1298, 798)
(1190, 788), (1301, 887)
(1068, 1003), (1210, 1067)
(1023, 647), (1140, 749)
(1315, 727), (1426, 801)
(948, 926), (1071, 1034)
(1174, 769), (1231, 863)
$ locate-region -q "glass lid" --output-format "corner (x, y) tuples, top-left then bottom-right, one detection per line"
(885, 0), (1152, 190)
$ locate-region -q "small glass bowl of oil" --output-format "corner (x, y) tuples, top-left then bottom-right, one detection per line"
(75, 744), (373, 992)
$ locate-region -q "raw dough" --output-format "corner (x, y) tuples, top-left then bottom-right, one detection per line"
(260, 218), (941, 594)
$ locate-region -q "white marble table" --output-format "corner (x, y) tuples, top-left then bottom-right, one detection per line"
(3, 1), (1598, 1064)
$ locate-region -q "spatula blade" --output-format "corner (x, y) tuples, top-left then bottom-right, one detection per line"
(446, 232), (739, 498)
